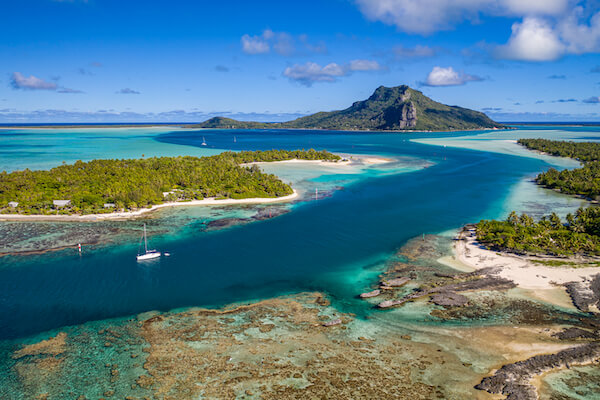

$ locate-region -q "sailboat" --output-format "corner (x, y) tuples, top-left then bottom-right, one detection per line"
(201, 136), (207, 146)
(137, 224), (161, 261)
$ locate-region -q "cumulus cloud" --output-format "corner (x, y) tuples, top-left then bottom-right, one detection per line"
(354, 0), (571, 35)
(496, 8), (600, 61)
(355, 0), (600, 61)
(423, 66), (483, 86)
(548, 74), (566, 79)
(241, 33), (270, 54)
(553, 98), (577, 102)
(501, 0), (569, 16)
(283, 62), (346, 86)
(495, 17), (565, 61)
(583, 96), (600, 103)
(10, 72), (57, 90)
(283, 60), (383, 86)
(116, 88), (140, 94)
(215, 65), (230, 72)
(348, 59), (383, 71)
(558, 7), (600, 55)
(241, 29), (326, 56)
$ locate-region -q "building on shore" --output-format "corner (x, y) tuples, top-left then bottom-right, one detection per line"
(53, 200), (71, 208)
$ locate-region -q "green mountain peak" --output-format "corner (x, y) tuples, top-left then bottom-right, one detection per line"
(190, 85), (504, 132)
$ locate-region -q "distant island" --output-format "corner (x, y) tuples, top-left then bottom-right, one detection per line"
(0, 149), (340, 216)
(185, 85), (505, 132)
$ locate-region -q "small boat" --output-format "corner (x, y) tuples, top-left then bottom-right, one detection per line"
(201, 136), (207, 146)
(233, 136), (237, 143)
(137, 224), (161, 261)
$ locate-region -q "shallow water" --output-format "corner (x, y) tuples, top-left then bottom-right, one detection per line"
(0, 126), (595, 340)
(1, 126), (599, 399)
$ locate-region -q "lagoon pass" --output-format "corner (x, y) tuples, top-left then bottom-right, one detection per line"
(0, 125), (599, 399)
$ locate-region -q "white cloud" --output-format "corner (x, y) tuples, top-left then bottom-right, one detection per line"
(558, 7), (600, 55)
(283, 59), (383, 86)
(241, 33), (270, 54)
(10, 72), (57, 90)
(283, 62), (346, 86)
(355, 0), (600, 61)
(496, 17), (565, 61)
(424, 66), (483, 86)
(241, 30), (327, 56)
(349, 59), (383, 71)
(501, 0), (569, 16)
(355, 0), (572, 34)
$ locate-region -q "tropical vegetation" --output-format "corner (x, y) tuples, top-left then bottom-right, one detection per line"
(518, 138), (600, 199)
(0, 149), (340, 215)
(476, 208), (600, 256)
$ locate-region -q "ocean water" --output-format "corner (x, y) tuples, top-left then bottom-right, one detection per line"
(0, 126), (598, 343)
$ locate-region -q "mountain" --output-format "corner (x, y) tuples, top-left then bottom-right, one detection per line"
(188, 85), (505, 132)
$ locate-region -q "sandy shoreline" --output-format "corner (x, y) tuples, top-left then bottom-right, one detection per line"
(0, 190), (299, 222)
(0, 155), (393, 223)
(244, 155), (393, 168)
(451, 228), (600, 290)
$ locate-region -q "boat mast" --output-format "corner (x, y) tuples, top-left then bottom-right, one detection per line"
(144, 224), (148, 253)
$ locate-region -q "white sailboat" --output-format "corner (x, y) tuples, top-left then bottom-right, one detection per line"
(137, 224), (161, 261)
(201, 136), (207, 146)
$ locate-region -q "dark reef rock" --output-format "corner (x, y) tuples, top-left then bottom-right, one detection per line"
(475, 343), (600, 400)
(564, 274), (600, 312)
(378, 274), (515, 309)
(430, 292), (468, 307)
(553, 327), (599, 340)
(381, 277), (410, 287)
(359, 289), (381, 299)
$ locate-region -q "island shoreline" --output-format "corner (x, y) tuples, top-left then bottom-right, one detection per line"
(0, 190), (299, 222)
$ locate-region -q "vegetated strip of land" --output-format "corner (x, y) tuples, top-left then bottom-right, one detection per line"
(472, 139), (600, 256)
(0, 149), (340, 215)
(518, 138), (600, 200)
(476, 210), (600, 256)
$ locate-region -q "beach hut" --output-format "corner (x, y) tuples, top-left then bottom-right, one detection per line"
(103, 203), (116, 209)
(53, 200), (71, 208)
(8, 201), (18, 208)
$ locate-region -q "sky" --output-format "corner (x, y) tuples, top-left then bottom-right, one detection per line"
(2, 0), (600, 123)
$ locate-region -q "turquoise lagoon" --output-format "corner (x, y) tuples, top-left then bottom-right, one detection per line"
(0, 125), (596, 342)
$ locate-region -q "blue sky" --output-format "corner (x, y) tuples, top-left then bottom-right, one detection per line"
(2, 0), (600, 122)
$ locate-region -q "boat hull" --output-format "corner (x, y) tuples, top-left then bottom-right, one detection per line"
(137, 251), (161, 261)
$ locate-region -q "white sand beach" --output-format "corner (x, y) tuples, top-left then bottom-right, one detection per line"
(243, 155), (393, 168)
(0, 190), (299, 222)
(449, 228), (600, 290)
